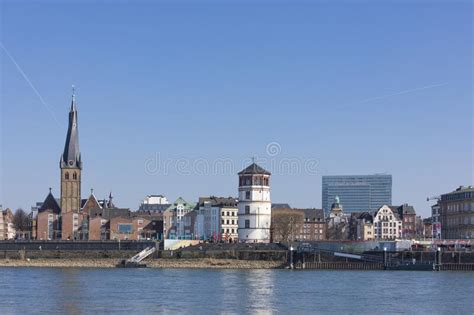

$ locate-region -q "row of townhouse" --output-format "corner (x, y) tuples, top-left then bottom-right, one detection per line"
(33, 190), (162, 241)
(354, 204), (421, 241)
(162, 196), (239, 242)
(270, 198), (422, 242)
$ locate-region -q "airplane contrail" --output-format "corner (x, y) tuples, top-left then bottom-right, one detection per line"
(0, 42), (60, 127)
(346, 82), (448, 106)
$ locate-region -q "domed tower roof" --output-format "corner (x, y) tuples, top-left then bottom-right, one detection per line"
(238, 163), (271, 176)
(331, 196), (343, 212)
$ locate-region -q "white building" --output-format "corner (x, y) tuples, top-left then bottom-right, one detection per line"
(139, 195), (170, 214)
(237, 163), (271, 243)
(198, 196), (238, 242)
(198, 197), (221, 240)
(221, 205), (238, 242)
(373, 205), (402, 240)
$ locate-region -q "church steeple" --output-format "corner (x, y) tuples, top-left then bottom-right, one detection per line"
(61, 86), (82, 169)
(60, 86), (82, 224)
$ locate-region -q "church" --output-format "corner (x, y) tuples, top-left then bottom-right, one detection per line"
(34, 89), (160, 241)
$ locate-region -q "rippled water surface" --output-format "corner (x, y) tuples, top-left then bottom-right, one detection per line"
(0, 268), (473, 314)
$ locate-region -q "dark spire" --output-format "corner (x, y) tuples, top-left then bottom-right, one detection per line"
(61, 86), (82, 169)
(39, 189), (61, 214)
(108, 192), (115, 208)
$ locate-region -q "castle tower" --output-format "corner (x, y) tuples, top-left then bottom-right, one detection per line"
(60, 88), (82, 215)
(237, 162), (271, 243)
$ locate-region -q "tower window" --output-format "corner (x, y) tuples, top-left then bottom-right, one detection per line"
(65, 172), (69, 180)
(73, 172), (77, 180)
(245, 220), (250, 229)
(245, 206), (250, 214)
(245, 191), (251, 200)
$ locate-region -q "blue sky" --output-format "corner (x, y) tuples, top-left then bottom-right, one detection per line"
(1, 1), (472, 216)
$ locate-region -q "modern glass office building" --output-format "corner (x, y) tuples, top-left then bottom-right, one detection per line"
(322, 174), (392, 213)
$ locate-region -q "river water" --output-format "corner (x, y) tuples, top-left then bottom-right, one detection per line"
(0, 268), (473, 314)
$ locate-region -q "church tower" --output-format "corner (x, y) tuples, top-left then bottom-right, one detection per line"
(60, 88), (82, 215)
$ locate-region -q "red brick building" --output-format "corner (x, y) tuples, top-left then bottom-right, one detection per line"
(36, 190), (62, 240)
(61, 211), (85, 240)
(390, 204), (417, 239)
(108, 216), (151, 241)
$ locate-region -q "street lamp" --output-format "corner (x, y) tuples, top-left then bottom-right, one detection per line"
(383, 247), (387, 267)
(437, 247), (442, 267)
(290, 246), (294, 269)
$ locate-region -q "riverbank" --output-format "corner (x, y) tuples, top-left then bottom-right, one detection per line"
(0, 258), (285, 269)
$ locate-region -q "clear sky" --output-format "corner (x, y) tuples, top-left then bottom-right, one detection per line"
(1, 1), (472, 217)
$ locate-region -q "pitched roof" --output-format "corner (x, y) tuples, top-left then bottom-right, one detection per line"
(166, 197), (196, 212)
(137, 204), (170, 213)
(238, 163), (271, 175)
(398, 204), (416, 215)
(356, 211), (373, 223)
(376, 205), (401, 220)
(39, 192), (61, 214)
(297, 208), (325, 222)
(88, 208), (130, 220)
(389, 204), (416, 218)
(82, 193), (102, 210)
(198, 196), (237, 207)
(272, 203), (291, 209)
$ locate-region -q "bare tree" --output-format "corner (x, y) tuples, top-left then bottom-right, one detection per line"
(327, 220), (349, 240)
(13, 208), (31, 231)
(271, 209), (304, 243)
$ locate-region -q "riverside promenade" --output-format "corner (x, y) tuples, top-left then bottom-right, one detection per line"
(1, 240), (473, 271)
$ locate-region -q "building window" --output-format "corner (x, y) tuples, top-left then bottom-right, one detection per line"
(118, 224), (133, 234)
(245, 191), (251, 200)
(245, 220), (250, 229)
(245, 206), (250, 215)
(65, 172), (69, 180)
(73, 172), (77, 180)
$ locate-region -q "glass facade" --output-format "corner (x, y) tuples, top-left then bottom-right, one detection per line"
(322, 174), (392, 213)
